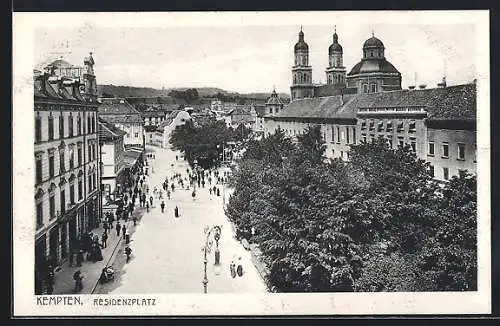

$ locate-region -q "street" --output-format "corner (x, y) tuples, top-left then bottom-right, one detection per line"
(95, 143), (268, 294)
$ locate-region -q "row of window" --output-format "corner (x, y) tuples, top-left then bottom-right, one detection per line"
(362, 83), (378, 94)
(327, 74), (344, 85)
(35, 142), (98, 185)
(331, 126), (357, 144)
(361, 134), (418, 152)
(35, 171), (98, 230)
(35, 112), (97, 143)
(428, 142), (466, 160)
(293, 72), (311, 84)
(361, 120), (416, 133)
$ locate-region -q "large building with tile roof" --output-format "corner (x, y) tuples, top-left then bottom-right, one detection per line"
(98, 98), (145, 149)
(264, 82), (477, 182)
(33, 54), (100, 294)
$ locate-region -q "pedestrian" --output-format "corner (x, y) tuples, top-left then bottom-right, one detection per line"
(209, 188), (212, 195)
(230, 260), (236, 278)
(150, 196), (153, 206)
(113, 221), (121, 238)
(146, 201), (149, 212)
(161, 201), (165, 213)
(217, 188), (220, 197)
(125, 229), (130, 244)
(213, 185), (217, 194)
(236, 257), (244, 277)
(101, 232), (108, 248)
(133, 215), (137, 226)
(202, 180), (205, 188)
(167, 190), (171, 200)
(73, 270), (83, 292)
(125, 246), (132, 263)
(171, 183), (175, 192)
(176, 155), (178, 161)
(192, 190), (196, 201)
(174, 206), (179, 218)
(122, 224), (127, 239)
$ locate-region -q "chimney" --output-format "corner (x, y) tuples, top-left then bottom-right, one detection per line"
(418, 84), (427, 89)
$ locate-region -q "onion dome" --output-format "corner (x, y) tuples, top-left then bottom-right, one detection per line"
(294, 29), (309, 52)
(329, 31), (343, 54)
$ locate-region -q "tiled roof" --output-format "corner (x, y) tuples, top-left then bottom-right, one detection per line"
(99, 98), (141, 115)
(273, 83), (476, 122)
(98, 118), (127, 140)
(101, 115), (144, 124)
(253, 105), (267, 117)
(141, 110), (167, 118)
(34, 74), (89, 105)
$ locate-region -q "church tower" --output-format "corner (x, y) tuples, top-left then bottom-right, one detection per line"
(82, 52), (98, 102)
(290, 27), (314, 101)
(325, 26), (346, 86)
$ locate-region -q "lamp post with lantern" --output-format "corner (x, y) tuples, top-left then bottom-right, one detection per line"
(201, 224), (223, 293)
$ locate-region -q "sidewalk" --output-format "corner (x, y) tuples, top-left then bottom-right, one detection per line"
(52, 223), (122, 295)
(52, 191), (151, 295)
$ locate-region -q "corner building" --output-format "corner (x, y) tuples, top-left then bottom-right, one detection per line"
(34, 54), (100, 294)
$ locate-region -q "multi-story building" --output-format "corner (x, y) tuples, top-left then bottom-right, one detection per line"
(264, 83), (477, 182)
(98, 118), (128, 200)
(155, 110), (192, 148)
(34, 54), (100, 294)
(264, 29), (477, 182)
(98, 98), (145, 149)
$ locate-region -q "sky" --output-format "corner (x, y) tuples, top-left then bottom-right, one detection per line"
(33, 14), (478, 95)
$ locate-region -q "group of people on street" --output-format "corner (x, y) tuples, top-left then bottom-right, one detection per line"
(69, 153), (157, 293)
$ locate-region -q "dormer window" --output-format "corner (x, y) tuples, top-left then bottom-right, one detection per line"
(386, 121), (393, 132)
(369, 120), (375, 131)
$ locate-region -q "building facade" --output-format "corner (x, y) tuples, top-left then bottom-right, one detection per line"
(155, 110), (192, 148)
(98, 98), (145, 149)
(264, 83), (476, 182)
(98, 118), (128, 199)
(34, 54), (100, 294)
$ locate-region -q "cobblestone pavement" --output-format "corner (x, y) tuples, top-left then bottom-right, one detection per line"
(95, 144), (268, 294)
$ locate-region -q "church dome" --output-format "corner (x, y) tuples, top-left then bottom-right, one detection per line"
(347, 59), (400, 76)
(329, 32), (343, 54)
(294, 30), (309, 52)
(363, 36), (385, 49)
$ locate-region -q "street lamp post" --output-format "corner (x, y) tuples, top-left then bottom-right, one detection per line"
(201, 224), (223, 293)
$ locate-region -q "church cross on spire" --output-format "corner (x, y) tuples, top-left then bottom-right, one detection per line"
(372, 29), (375, 37)
(334, 25), (336, 33)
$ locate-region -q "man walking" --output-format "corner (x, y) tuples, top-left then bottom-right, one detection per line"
(122, 224), (127, 240)
(160, 201), (165, 213)
(116, 221), (122, 237)
(101, 231), (108, 248)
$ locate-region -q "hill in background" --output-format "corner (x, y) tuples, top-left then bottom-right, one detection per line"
(97, 84), (290, 102)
